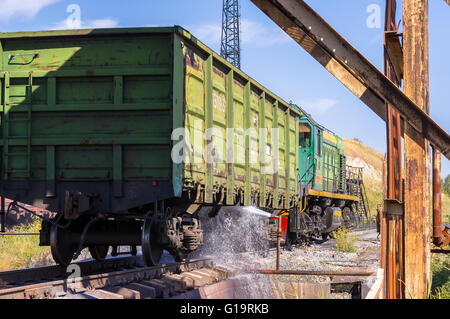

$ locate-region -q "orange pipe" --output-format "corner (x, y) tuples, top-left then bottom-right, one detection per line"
(432, 148), (444, 247)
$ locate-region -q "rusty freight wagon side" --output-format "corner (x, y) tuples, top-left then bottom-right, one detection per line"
(0, 27), (301, 266)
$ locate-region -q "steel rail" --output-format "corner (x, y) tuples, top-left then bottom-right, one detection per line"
(251, 0), (450, 159)
(0, 258), (213, 299)
(0, 255), (143, 289)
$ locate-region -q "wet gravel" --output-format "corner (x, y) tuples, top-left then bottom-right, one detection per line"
(197, 222), (380, 299)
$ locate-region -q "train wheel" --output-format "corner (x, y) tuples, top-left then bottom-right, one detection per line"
(50, 220), (75, 267)
(141, 216), (163, 266)
(88, 245), (109, 261)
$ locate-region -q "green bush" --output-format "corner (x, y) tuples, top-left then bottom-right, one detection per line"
(431, 255), (450, 299)
(332, 228), (357, 253)
(0, 219), (50, 271)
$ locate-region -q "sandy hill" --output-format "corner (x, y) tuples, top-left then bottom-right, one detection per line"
(342, 138), (383, 217)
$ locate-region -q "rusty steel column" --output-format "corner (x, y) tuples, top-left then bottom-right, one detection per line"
(382, 0), (405, 299)
(432, 148), (444, 247)
(384, 0), (403, 203)
(403, 0), (431, 299)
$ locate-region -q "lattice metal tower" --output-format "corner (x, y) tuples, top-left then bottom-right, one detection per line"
(221, 0), (241, 68)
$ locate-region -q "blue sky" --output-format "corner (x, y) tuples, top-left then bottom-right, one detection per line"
(0, 0), (449, 176)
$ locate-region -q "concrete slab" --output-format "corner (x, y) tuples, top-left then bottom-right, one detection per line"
(140, 280), (169, 298)
(125, 283), (156, 299)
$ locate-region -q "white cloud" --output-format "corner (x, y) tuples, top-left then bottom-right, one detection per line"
(88, 18), (119, 29)
(50, 18), (119, 30)
(241, 18), (290, 47)
(187, 18), (290, 49)
(0, 0), (60, 21)
(298, 98), (338, 114)
(188, 23), (222, 47)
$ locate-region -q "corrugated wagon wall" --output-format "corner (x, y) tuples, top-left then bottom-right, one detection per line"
(0, 29), (176, 213)
(176, 29), (300, 210)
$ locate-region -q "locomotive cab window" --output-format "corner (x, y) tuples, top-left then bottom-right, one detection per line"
(299, 123), (312, 149)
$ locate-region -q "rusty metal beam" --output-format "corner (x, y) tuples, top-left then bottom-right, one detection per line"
(250, 0), (450, 159)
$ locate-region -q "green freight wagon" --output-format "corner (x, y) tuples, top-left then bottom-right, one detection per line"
(0, 27), (303, 266)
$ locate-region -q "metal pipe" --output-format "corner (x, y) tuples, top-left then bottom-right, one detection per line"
(252, 269), (376, 276)
(276, 215), (281, 271)
(431, 249), (449, 254)
(432, 148), (444, 247)
(0, 197), (5, 233)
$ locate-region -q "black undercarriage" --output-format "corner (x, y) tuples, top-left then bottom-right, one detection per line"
(32, 191), (367, 267)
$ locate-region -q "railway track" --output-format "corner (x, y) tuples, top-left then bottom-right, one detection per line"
(0, 227), (378, 300)
(0, 255), (143, 290)
(0, 257), (228, 299)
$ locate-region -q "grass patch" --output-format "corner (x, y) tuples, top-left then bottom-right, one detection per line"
(332, 228), (357, 253)
(431, 254), (450, 299)
(431, 193), (449, 299)
(0, 219), (51, 271)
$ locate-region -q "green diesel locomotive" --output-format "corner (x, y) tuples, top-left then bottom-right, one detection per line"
(285, 105), (369, 243)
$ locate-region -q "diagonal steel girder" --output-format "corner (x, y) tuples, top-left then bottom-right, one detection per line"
(251, 0), (450, 159)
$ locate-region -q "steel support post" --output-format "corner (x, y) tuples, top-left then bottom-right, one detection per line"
(403, 0), (431, 299)
(382, 0), (404, 299)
